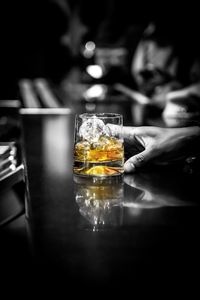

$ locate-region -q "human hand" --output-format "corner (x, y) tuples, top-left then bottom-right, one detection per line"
(109, 125), (200, 172)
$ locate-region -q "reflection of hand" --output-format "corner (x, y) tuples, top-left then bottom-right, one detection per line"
(124, 173), (188, 208)
(109, 125), (200, 172)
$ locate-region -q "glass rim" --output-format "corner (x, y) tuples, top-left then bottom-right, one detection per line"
(77, 113), (123, 119)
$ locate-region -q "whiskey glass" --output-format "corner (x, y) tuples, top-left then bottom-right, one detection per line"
(73, 113), (124, 177)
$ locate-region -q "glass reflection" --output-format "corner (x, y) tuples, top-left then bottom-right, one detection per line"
(74, 171), (193, 230)
(74, 176), (124, 230)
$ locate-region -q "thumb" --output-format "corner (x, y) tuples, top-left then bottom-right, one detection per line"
(124, 148), (153, 172)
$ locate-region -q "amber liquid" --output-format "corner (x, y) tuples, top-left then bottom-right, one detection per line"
(73, 136), (124, 176)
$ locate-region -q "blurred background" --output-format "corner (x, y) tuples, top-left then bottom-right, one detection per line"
(0, 0), (200, 126)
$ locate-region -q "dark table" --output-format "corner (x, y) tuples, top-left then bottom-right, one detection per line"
(12, 110), (200, 291)
(1, 108), (200, 294)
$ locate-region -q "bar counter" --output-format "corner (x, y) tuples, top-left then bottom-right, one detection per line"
(1, 109), (200, 293)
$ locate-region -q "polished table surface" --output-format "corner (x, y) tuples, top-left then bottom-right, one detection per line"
(2, 110), (196, 292)
(0, 107), (200, 294)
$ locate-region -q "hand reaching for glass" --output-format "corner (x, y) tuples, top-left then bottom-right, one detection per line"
(108, 125), (200, 173)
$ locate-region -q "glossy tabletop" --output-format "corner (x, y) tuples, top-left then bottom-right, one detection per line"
(19, 111), (200, 291)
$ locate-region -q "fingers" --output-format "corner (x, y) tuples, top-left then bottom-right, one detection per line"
(107, 124), (123, 139)
(107, 124), (137, 142)
(108, 125), (158, 172)
(124, 148), (153, 173)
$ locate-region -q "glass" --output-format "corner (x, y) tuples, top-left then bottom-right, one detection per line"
(73, 113), (124, 177)
(74, 176), (124, 231)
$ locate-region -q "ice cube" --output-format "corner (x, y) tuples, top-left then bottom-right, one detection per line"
(79, 116), (111, 142)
